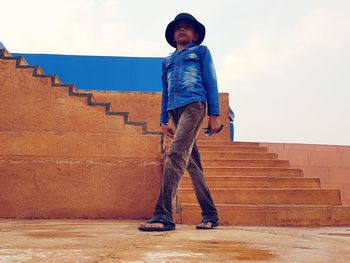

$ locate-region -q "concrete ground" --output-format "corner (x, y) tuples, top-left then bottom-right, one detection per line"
(0, 220), (350, 263)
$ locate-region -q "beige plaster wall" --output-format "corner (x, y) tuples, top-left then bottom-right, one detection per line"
(260, 142), (350, 205)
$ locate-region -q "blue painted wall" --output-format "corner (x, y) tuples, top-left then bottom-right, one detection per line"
(13, 53), (163, 92)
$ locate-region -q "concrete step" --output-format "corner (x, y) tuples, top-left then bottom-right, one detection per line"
(164, 150), (276, 159)
(197, 141), (260, 147)
(177, 188), (341, 205)
(198, 167), (303, 177)
(180, 176), (321, 189)
(200, 151), (278, 159)
(178, 204), (350, 226)
(164, 141), (267, 152)
(164, 140), (261, 148)
(202, 159), (290, 168)
(198, 145), (268, 152)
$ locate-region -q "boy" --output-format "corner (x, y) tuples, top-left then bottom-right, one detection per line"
(139, 13), (222, 231)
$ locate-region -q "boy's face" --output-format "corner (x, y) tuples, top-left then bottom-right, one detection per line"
(173, 20), (198, 46)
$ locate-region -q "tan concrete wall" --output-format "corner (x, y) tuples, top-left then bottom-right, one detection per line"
(0, 156), (162, 219)
(88, 90), (231, 141)
(260, 142), (350, 205)
(0, 58), (163, 219)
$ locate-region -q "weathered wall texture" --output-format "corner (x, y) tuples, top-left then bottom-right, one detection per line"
(261, 142), (350, 205)
(88, 91), (231, 141)
(0, 58), (163, 219)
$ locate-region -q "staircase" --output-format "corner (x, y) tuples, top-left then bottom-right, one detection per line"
(1, 48), (350, 226)
(175, 140), (350, 226)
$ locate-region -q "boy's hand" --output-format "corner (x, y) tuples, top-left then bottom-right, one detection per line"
(161, 124), (174, 138)
(207, 116), (222, 134)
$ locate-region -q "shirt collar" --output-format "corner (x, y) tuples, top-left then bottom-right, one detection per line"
(174, 43), (197, 55)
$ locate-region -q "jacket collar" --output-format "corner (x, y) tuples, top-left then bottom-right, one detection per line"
(174, 43), (197, 55)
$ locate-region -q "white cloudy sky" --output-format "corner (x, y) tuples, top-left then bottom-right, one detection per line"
(1, 0), (349, 145)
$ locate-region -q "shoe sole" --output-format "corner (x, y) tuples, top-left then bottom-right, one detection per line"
(138, 225), (176, 232)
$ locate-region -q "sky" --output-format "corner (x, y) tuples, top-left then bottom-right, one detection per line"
(1, 0), (349, 145)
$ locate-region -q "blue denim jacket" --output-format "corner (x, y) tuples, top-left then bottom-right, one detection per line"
(160, 43), (220, 124)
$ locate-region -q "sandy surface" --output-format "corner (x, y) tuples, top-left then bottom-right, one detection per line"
(0, 220), (350, 262)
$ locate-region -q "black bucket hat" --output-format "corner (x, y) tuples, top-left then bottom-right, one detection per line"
(165, 13), (206, 48)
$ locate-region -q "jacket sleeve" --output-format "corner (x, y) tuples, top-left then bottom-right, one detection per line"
(160, 59), (169, 124)
(200, 46), (220, 116)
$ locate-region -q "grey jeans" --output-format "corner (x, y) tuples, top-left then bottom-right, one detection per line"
(154, 101), (218, 224)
